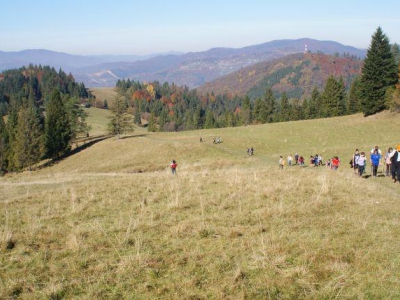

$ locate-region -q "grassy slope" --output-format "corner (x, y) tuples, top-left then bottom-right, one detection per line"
(90, 87), (117, 105)
(1, 112), (400, 299)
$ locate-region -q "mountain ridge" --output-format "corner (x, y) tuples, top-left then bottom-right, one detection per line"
(0, 38), (366, 88)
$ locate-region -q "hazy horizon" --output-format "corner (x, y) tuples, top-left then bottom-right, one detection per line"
(2, 0), (399, 56)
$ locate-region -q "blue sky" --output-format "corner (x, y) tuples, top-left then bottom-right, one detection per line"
(1, 0), (399, 55)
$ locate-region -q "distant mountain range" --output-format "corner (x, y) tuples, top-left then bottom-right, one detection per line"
(0, 38), (366, 88)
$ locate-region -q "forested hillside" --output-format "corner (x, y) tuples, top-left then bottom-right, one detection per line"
(0, 65), (94, 173)
(0, 65), (92, 116)
(197, 53), (363, 100)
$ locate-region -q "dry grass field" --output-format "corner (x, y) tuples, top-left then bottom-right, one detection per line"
(1, 112), (400, 299)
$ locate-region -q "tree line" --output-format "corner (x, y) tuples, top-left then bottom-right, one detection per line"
(110, 28), (399, 134)
(0, 65), (93, 173)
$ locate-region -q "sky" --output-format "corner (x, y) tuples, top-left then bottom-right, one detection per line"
(1, 0), (399, 56)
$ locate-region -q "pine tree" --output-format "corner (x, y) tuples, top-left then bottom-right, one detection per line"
(45, 89), (72, 158)
(107, 94), (134, 138)
(240, 95), (252, 125)
(347, 77), (362, 114)
(321, 76), (346, 117)
(6, 101), (19, 169)
(65, 96), (91, 141)
(133, 99), (141, 125)
(264, 88), (277, 123)
(254, 98), (267, 123)
(147, 112), (157, 132)
(386, 62), (400, 112)
(204, 109), (215, 129)
(279, 92), (290, 122)
(0, 116), (8, 172)
(13, 100), (44, 170)
(305, 87), (319, 119)
(360, 27), (398, 116)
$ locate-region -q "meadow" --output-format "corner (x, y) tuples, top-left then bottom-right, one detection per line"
(1, 110), (400, 299)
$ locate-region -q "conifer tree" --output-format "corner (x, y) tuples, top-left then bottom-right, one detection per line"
(45, 89), (72, 158)
(147, 112), (157, 132)
(65, 96), (91, 141)
(264, 88), (277, 123)
(347, 77), (362, 114)
(321, 76), (346, 117)
(13, 100), (44, 170)
(107, 94), (134, 138)
(0, 116), (8, 172)
(279, 92), (290, 121)
(133, 99), (141, 124)
(305, 87), (319, 119)
(204, 109), (215, 129)
(240, 95), (252, 125)
(5, 101), (19, 169)
(360, 27), (398, 116)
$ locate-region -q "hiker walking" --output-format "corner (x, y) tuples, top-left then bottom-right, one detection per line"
(357, 152), (367, 177)
(390, 145), (400, 183)
(170, 160), (178, 175)
(279, 156), (285, 170)
(370, 149), (381, 177)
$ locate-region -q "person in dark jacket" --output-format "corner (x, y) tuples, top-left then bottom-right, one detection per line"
(391, 145), (400, 183)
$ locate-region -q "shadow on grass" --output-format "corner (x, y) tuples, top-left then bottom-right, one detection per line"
(39, 134), (150, 170)
(38, 135), (111, 169)
(119, 134), (148, 140)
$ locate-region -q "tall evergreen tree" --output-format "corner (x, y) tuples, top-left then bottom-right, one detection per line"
(107, 94), (134, 138)
(13, 100), (44, 170)
(279, 92), (290, 121)
(240, 95), (252, 125)
(321, 76), (346, 117)
(204, 109), (215, 129)
(0, 116), (8, 172)
(360, 27), (398, 116)
(6, 101), (19, 169)
(305, 87), (319, 119)
(65, 96), (91, 141)
(147, 112), (157, 132)
(264, 88), (277, 123)
(347, 77), (362, 114)
(45, 89), (72, 158)
(133, 99), (141, 125)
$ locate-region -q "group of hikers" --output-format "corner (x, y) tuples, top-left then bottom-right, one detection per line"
(279, 153), (340, 170)
(351, 145), (400, 182)
(171, 138), (400, 182)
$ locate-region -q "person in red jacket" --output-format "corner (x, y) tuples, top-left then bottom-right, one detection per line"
(331, 156), (340, 170)
(170, 160), (177, 175)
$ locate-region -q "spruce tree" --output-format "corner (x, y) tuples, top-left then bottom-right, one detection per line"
(13, 100), (44, 170)
(0, 116), (8, 172)
(264, 88), (277, 123)
(107, 94), (134, 138)
(360, 27), (398, 116)
(204, 109), (215, 129)
(5, 101), (19, 169)
(147, 113), (157, 132)
(65, 96), (91, 141)
(279, 92), (290, 122)
(321, 76), (346, 117)
(45, 89), (72, 158)
(347, 77), (362, 114)
(133, 99), (141, 124)
(240, 95), (252, 125)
